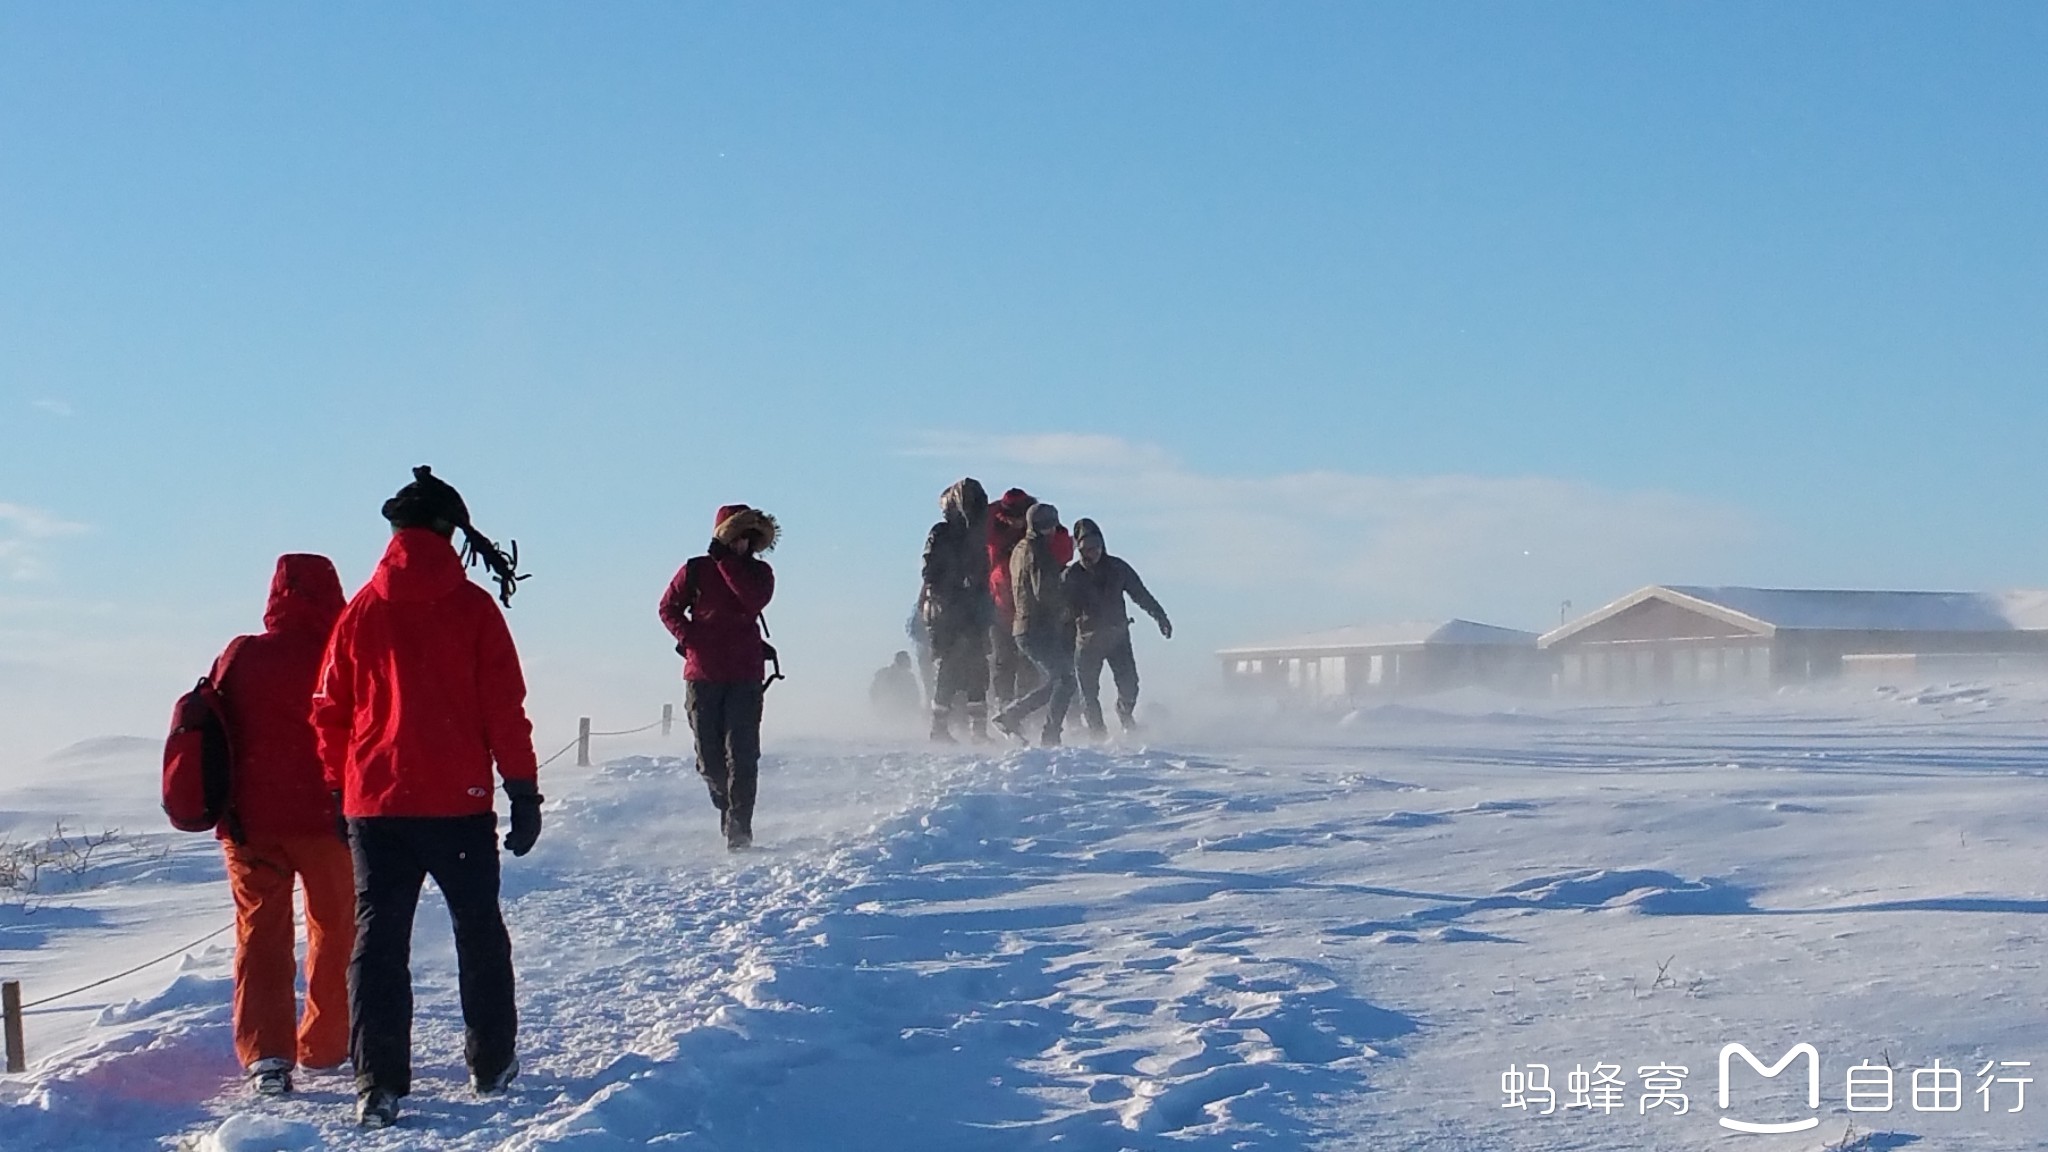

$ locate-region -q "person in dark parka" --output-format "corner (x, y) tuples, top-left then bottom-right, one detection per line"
(312, 467), (540, 1130)
(920, 478), (993, 742)
(1064, 517), (1171, 736)
(869, 651), (923, 724)
(993, 501), (1078, 745)
(659, 504), (778, 849)
(987, 487), (1073, 709)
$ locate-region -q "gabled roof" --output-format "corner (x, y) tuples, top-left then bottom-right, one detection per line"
(1218, 619), (1538, 657)
(1542, 585), (2048, 648)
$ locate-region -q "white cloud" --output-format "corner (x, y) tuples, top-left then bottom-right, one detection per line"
(0, 503), (90, 581)
(30, 399), (73, 417)
(910, 431), (1758, 637)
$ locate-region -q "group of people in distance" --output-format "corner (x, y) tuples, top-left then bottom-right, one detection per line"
(193, 467), (779, 1129)
(910, 478), (1171, 746)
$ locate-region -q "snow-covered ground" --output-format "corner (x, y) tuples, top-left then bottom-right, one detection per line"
(4, 683), (2048, 1150)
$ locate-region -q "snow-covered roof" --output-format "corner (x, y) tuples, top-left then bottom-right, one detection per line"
(1218, 619), (1538, 657)
(1542, 585), (2048, 648)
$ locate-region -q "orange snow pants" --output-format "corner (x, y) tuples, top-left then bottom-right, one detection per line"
(224, 836), (355, 1070)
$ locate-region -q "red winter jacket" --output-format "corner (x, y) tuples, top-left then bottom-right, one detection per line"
(212, 554), (346, 843)
(988, 491), (1071, 624)
(313, 529), (538, 818)
(659, 536), (775, 684)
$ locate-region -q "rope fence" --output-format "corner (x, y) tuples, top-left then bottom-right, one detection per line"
(2, 706), (674, 1075)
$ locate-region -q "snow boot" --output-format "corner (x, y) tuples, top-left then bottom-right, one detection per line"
(1040, 722), (1063, 748)
(357, 1088), (400, 1129)
(473, 1056), (519, 1095)
(967, 702), (991, 744)
(1116, 702), (1139, 733)
(929, 706), (956, 744)
(247, 1057), (292, 1097)
(726, 805), (754, 851)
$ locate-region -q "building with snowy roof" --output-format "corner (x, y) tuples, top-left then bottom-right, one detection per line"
(1218, 619), (1548, 703)
(1541, 585), (2048, 694)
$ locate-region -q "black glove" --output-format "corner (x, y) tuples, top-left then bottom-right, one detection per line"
(1157, 615), (1173, 640)
(504, 778), (544, 857)
(331, 791), (349, 844)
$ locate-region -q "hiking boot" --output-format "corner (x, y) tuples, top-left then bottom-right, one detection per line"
(472, 1056), (519, 1095)
(247, 1057), (292, 1097)
(357, 1088), (400, 1129)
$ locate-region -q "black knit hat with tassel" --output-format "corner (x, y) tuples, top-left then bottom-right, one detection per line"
(381, 465), (528, 607)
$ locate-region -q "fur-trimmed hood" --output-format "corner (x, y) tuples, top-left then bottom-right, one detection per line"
(713, 504), (780, 553)
(940, 478), (990, 529)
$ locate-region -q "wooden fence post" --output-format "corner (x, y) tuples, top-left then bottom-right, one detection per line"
(661, 703), (674, 738)
(577, 717), (591, 768)
(4, 980), (24, 1073)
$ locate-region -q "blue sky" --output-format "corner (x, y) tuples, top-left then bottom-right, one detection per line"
(4, 3), (2045, 754)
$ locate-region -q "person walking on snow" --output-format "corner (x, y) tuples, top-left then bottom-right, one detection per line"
(920, 478), (994, 742)
(659, 504), (778, 850)
(313, 466), (541, 1130)
(870, 650), (923, 724)
(993, 501), (1079, 746)
(213, 553), (354, 1097)
(987, 487), (1072, 709)
(1064, 518), (1171, 737)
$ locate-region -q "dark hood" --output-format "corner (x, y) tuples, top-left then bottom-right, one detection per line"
(263, 553), (346, 635)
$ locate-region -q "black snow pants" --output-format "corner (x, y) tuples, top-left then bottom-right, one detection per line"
(688, 679), (765, 837)
(930, 622), (990, 735)
(1076, 632), (1141, 734)
(349, 813), (515, 1098)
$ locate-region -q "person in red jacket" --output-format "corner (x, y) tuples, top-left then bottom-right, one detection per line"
(659, 504), (777, 850)
(312, 466), (540, 1130)
(213, 553), (352, 1097)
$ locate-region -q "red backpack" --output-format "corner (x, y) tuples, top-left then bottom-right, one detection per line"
(162, 638), (247, 842)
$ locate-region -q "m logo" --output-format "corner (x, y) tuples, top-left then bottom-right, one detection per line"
(1718, 1043), (1821, 1133)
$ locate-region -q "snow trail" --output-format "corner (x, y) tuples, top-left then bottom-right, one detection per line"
(9, 689), (2048, 1149)
(4, 745), (1408, 1150)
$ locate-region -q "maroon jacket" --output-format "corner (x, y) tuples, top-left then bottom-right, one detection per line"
(988, 489), (1072, 625)
(313, 529), (539, 819)
(213, 554), (346, 842)
(659, 510), (776, 684)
